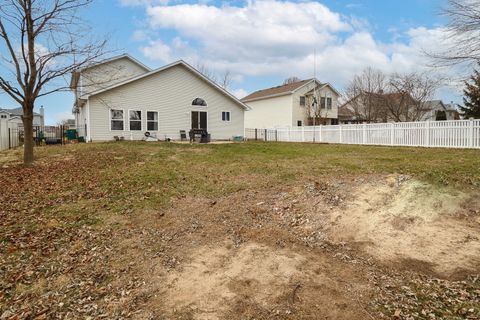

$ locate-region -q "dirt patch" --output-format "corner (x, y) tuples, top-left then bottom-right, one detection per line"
(325, 175), (480, 277)
(144, 241), (371, 320)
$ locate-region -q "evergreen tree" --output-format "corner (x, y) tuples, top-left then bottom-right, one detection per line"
(461, 66), (480, 119)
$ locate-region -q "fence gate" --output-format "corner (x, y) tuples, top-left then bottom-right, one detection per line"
(0, 125), (67, 152)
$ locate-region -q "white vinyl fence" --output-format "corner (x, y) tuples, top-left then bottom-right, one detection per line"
(245, 119), (480, 149)
(0, 118), (20, 151)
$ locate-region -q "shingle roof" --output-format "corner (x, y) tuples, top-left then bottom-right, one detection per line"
(241, 79), (313, 102)
(0, 107), (41, 116)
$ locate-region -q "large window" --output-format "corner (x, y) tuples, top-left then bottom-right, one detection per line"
(110, 109), (124, 131)
(327, 97), (332, 110)
(147, 111), (158, 131)
(129, 110), (142, 131)
(222, 111), (230, 122)
(320, 97), (326, 109)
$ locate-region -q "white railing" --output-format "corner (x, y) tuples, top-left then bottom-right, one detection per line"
(245, 119), (480, 149)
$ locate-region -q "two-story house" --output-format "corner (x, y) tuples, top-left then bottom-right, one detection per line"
(70, 54), (249, 142)
(242, 79), (340, 128)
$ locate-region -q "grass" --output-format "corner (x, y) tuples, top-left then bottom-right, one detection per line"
(3, 140), (479, 221)
(1, 141), (479, 318)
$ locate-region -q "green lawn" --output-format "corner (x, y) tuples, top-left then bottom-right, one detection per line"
(1, 141), (479, 319)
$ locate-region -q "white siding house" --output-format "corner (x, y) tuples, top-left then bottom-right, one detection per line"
(243, 79), (340, 128)
(70, 55), (249, 141)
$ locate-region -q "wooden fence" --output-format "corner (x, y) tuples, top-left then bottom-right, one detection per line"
(245, 119), (480, 149)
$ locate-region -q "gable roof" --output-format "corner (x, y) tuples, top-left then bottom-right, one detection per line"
(78, 54), (151, 73)
(70, 54), (151, 89)
(0, 107), (42, 117)
(242, 79), (313, 102)
(241, 79), (340, 102)
(84, 60), (250, 111)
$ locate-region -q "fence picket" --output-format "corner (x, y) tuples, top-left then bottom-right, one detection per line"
(245, 119), (480, 149)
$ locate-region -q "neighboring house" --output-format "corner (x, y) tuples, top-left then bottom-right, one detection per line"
(70, 54), (249, 141)
(339, 93), (460, 123)
(420, 100), (460, 121)
(242, 79), (340, 128)
(0, 106), (45, 127)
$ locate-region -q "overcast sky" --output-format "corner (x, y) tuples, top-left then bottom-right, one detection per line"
(1, 0), (465, 124)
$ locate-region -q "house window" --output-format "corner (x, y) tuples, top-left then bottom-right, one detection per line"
(297, 120), (302, 126)
(320, 97), (326, 109)
(222, 111), (230, 121)
(327, 97), (332, 110)
(0, 115), (7, 119)
(192, 98), (207, 106)
(300, 96), (305, 106)
(129, 110), (142, 131)
(110, 109), (124, 131)
(147, 111), (158, 131)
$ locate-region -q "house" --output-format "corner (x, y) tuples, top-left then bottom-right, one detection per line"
(339, 92), (458, 123)
(338, 92), (389, 124)
(420, 100), (460, 121)
(70, 54), (249, 142)
(0, 106), (45, 127)
(242, 79), (340, 128)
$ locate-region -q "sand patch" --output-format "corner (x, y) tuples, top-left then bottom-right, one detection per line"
(161, 243), (304, 319)
(327, 175), (480, 277)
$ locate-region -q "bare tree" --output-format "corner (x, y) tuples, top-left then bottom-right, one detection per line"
(303, 87), (334, 125)
(195, 63), (218, 83)
(218, 70), (232, 90)
(195, 63), (232, 89)
(343, 68), (388, 122)
(385, 72), (441, 122)
(283, 76), (301, 85)
(433, 0), (480, 66)
(0, 0), (108, 164)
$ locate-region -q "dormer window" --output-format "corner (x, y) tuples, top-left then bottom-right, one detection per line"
(192, 98), (207, 106)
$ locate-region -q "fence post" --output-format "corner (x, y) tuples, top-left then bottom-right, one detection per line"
(425, 121), (430, 147)
(469, 119), (474, 148)
(264, 129), (267, 142)
(390, 123), (395, 146)
(275, 129), (278, 142)
(255, 128), (257, 141)
(8, 128), (11, 149)
(339, 124), (343, 143)
(288, 127), (290, 141)
(362, 123), (367, 144)
(301, 126), (305, 142)
(319, 125), (322, 143)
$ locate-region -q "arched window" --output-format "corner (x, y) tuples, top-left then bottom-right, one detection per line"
(192, 98), (207, 106)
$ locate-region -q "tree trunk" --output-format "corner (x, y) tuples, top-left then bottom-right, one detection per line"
(22, 101), (35, 165)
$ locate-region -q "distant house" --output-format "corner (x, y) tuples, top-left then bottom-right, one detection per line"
(242, 79), (340, 128)
(339, 93), (459, 123)
(0, 106), (45, 127)
(70, 54), (248, 141)
(420, 100), (460, 121)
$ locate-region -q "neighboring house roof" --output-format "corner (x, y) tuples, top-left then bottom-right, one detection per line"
(242, 79), (313, 102)
(0, 107), (42, 117)
(83, 60), (250, 111)
(444, 103), (460, 112)
(69, 54), (151, 89)
(242, 78), (340, 103)
(423, 100), (445, 111)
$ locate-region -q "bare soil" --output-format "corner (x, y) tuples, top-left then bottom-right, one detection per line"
(104, 174), (480, 319)
(1, 143), (479, 319)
